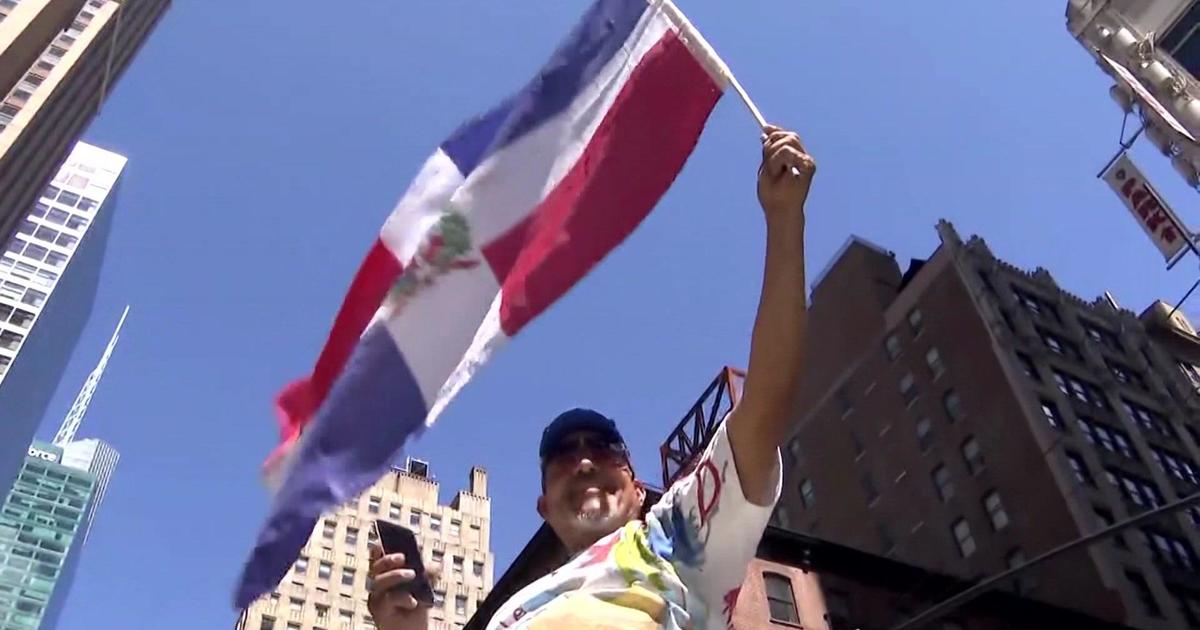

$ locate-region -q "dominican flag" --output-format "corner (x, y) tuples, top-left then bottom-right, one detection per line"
(234, 0), (732, 607)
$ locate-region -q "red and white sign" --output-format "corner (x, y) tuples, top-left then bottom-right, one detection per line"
(1102, 152), (1190, 261)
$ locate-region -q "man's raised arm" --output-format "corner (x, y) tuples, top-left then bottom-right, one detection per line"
(726, 125), (815, 506)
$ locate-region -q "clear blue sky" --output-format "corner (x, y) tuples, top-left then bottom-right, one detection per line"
(33, 1), (1200, 627)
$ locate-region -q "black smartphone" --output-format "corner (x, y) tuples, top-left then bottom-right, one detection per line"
(374, 520), (435, 605)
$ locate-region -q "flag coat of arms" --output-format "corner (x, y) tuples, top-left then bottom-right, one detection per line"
(235, 0), (733, 607)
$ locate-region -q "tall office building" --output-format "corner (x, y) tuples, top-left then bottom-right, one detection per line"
(0, 0), (168, 246)
(778, 221), (1200, 629)
(57, 439), (115, 547)
(0, 440), (96, 630)
(0, 141), (125, 498)
(238, 460), (494, 630)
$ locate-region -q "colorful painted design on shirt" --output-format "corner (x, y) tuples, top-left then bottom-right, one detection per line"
(653, 501), (704, 569)
(722, 586), (741, 627)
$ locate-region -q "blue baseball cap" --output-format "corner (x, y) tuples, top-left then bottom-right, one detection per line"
(539, 408), (628, 463)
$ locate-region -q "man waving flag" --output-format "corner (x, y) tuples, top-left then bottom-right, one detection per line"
(234, 0), (744, 608)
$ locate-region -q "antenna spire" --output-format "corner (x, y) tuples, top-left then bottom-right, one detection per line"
(53, 306), (129, 446)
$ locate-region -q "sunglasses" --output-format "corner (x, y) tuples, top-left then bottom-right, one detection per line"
(544, 435), (630, 468)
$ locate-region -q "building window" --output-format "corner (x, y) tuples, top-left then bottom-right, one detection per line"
(861, 473), (879, 504)
(983, 490), (1009, 531)
(799, 479), (815, 508)
(388, 503), (401, 520)
(1121, 400), (1174, 439)
(431, 515), (442, 532)
(433, 590), (445, 607)
(1040, 329), (1079, 359)
(1065, 451), (1094, 486)
(878, 522), (896, 554)
(961, 437), (984, 475)
(295, 556), (309, 575)
(1006, 548), (1027, 570)
(763, 572), (800, 623)
(926, 348), (945, 378)
(932, 465), (954, 502)
(450, 519), (461, 537)
(289, 598), (304, 613)
(942, 390), (965, 422)
(473, 560), (484, 577)
(835, 385), (853, 415)
(1093, 506), (1126, 548)
(1107, 468), (1164, 509)
(1126, 570), (1163, 617)
(908, 309), (924, 334)
(368, 497), (380, 514)
(260, 617), (276, 630)
(824, 589), (852, 630)
(1040, 400), (1064, 430)
(1053, 370), (1108, 409)
(952, 519), (976, 558)
(318, 562), (332, 580)
(432, 549), (444, 565)
(1082, 320), (1124, 352)
(1108, 361), (1146, 390)
(885, 334), (902, 360)
(1014, 288), (1057, 321)
(315, 604), (329, 623)
(322, 520), (336, 539)
(1016, 352), (1039, 381)
(345, 528), (358, 546)
(1143, 529), (1198, 572)
(1179, 362), (1200, 391)
(1152, 447), (1200, 485)
(916, 417), (934, 451)
(899, 373), (918, 405)
(341, 567), (355, 587)
(409, 509), (422, 528)
(1078, 417), (1134, 459)
(339, 610), (354, 625)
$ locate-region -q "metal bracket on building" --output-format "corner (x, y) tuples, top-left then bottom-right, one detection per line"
(1095, 111), (1145, 179)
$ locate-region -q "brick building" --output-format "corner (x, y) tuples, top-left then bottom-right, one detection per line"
(777, 221), (1200, 629)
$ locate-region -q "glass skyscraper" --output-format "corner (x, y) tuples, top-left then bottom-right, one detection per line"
(0, 142), (126, 498)
(0, 441), (95, 630)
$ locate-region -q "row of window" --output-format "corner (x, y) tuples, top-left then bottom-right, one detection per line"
(293, 556), (358, 587)
(0, 255), (59, 291)
(5, 236), (70, 268)
(0, 279), (45, 309)
(1077, 416), (1136, 460)
(15, 220), (79, 252)
(40, 185), (100, 215)
(1153, 447), (1200, 486)
(365, 497), (482, 540)
(1014, 285), (1126, 353)
(0, 1), (101, 133)
(314, 518), (485, 579)
(0, 303), (34, 331)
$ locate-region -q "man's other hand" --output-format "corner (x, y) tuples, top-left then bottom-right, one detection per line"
(367, 544), (432, 630)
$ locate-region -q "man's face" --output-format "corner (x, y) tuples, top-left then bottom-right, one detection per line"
(537, 430), (644, 551)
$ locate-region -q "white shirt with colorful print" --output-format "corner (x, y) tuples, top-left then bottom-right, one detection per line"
(487, 422), (781, 630)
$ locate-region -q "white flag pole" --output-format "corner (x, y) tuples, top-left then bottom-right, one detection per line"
(656, 0), (804, 175)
